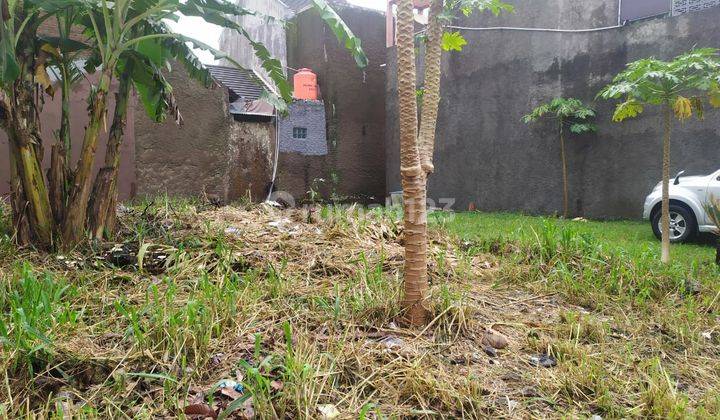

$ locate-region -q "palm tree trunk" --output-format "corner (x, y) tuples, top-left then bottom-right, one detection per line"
(418, 0), (443, 175)
(62, 70), (112, 246)
(661, 102), (672, 264)
(397, 0), (430, 326)
(559, 121), (569, 218)
(88, 69), (132, 240)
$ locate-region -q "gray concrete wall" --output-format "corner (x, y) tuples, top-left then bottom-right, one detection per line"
(219, 0), (288, 87)
(456, 0), (620, 30)
(281, 4), (387, 203)
(134, 66), (273, 203)
(386, 2), (720, 219)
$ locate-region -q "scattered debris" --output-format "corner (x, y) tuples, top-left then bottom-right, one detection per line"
(317, 404), (340, 419)
(482, 345), (498, 358)
(380, 335), (405, 349)
(102, 243), (137, 267)
(529, 354), (557, 368)
(184, 403), (217, 419)
(683, 278), (702, 295)
(224, 227), (241, 235)
(481, 329), (509, 349)
(270, 380), (284, 391)
(217, 379), (244, 400)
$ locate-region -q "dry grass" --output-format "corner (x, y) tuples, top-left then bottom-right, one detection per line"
(0, 200), (718, 418)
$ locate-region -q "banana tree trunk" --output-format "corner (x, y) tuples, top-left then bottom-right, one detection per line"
(559, 121), (569, 218)
(7, 87), (55, 248)
(397, 0), (430, 326)
(88, 69), (132, 240)
(7, 135), (31, 245)
(661, 102), (672, 264)
(62, 70), (112, 246)
(48, 67), (73, 225)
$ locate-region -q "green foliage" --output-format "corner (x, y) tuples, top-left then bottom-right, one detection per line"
(598, 48), (720, 121)
(444, 0), (515, 18)
(441, 31), (467, 52)
(611, 99), (644, 122)
(0, 263), (79, 372)
(437, 0), (514, 51)
(0, 0), (20, 85)
(522, 97), (597, 134)
(1, 0), (368, 123)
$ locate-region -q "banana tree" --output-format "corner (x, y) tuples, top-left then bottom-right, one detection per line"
(523, 98), (596, 218)
(394, 0), (512, 325)
(1, 0), (55, 247)
(1, 0), (366, 249)
(599, 49), (720, 264)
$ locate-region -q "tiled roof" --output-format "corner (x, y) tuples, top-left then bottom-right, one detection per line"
(206, 65), (269, 100)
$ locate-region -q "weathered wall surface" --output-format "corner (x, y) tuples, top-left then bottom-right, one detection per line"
(281, 4), (387, 203)
(134, 66), (273, 203)
(1, 75), (135, 201)
(386, 1), (720, 219)
(227, 122), (275, 202)
(219, 0), (288, 86)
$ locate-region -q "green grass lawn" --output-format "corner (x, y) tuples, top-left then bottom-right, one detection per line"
(443, 211), (716, 268)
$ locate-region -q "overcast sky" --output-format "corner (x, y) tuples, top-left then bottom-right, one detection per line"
(168, 0), (386, 64)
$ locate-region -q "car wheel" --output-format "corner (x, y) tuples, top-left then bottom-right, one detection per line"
(651, 204), (697, 243)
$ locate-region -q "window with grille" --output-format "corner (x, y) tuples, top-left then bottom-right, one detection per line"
(293, 127), (308, 139)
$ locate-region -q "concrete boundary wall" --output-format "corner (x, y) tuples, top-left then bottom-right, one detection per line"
(386, 3), (720, 219)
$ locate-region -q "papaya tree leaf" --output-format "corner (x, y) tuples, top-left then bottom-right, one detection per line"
(612, 100), (644, 122)
(441, 31), (467, 52)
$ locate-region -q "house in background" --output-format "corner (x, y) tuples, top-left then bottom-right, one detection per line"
(134, 64), (277, 203)
(1, 2), (387, 207)
(220, 0), (387, 204)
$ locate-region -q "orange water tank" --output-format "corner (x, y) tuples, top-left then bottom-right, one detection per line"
(293, 68), (318, 100)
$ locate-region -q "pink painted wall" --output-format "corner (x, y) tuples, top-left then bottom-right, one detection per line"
(0, 75), (136, 202)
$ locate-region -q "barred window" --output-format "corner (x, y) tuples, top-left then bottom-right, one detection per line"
(293, 127), (308, 139)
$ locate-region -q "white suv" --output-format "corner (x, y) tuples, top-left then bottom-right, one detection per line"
(643, 169), (720, 243)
